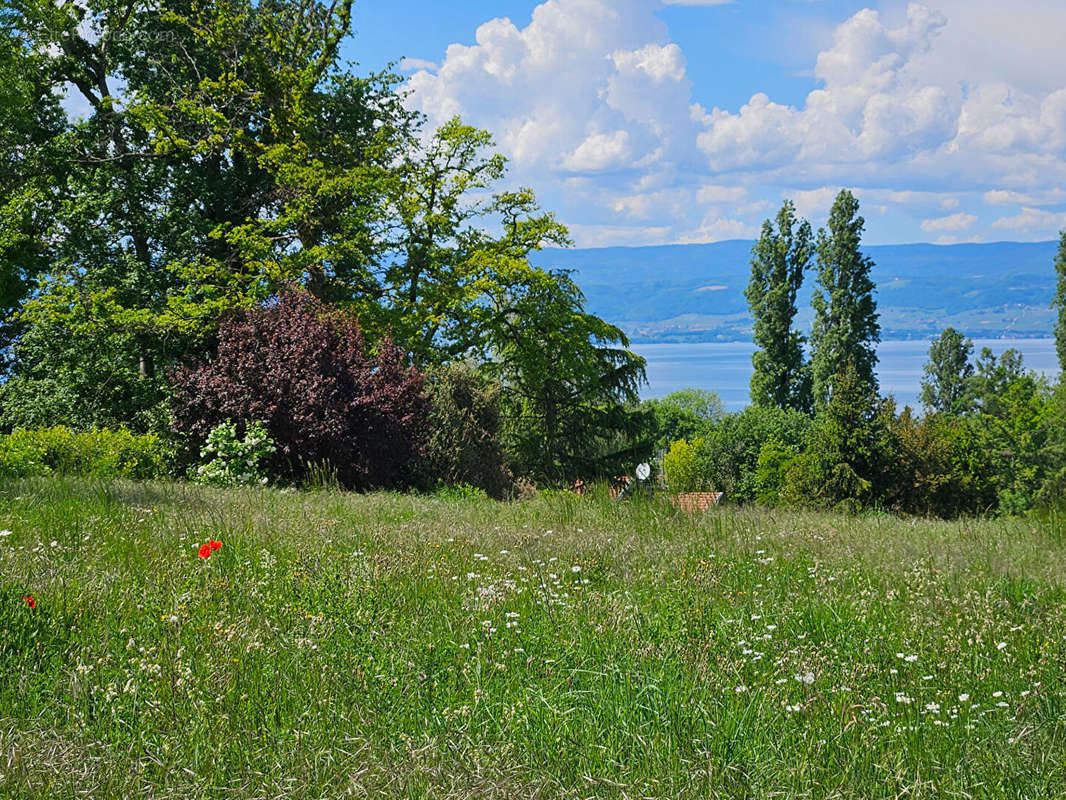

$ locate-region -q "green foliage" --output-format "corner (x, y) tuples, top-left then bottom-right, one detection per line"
(428, 482), (490, 502)
(810, 190), (881, 410)
(969, 348), (1054, 514)
(642, 388), (724, 450)
(419, 364), (512, 499)
(700, 405), (812, 503)
(194, 420), (275, 487)
(484, 268), (651, 485)
(660, 406), (811, 501)
(1054, 230), (1066, 373)
(0, 427), (172, 479)
(786, 362), (895, 513)
(888, 411), (998, 518)
(662, 438), (709, 493)
(746, 200), (813, 412)
(920, 327), (975, 415)
(754, 439), (801, 507)
(0, 283), (171, 432)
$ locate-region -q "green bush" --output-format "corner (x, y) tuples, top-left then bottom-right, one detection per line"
(887, 411), (998, 518)
(418, 364), (512, 499)
(697, 405), (812, 502)
(754, 439), (800, 506)
(194, 420), (276, 487)
(642, 388), (725, 450)
(662, 438), (710, 493)
(0, 427), (174, 480)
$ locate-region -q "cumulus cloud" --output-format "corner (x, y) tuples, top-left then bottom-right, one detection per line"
(695, 6), (959, 173)
(920, 213), (977, 233)
(984, 188), (1066, 206)
(696, 185), (749, 205)
(992, 207), (1066, 234)
(405, 0), (698, 178)
(403, 0), (1066, 246)
(694, 2), (1066, 193)
(399, 57), (437, 72)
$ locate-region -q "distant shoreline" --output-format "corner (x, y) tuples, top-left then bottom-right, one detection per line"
(628, 332), (1057, 345)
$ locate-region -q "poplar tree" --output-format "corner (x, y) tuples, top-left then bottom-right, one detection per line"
(810, 190), (881, 410)
(1054, 230), (1066, 373)
(745, 200), (813, 412)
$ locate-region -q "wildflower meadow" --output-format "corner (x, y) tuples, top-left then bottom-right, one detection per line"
(2, 478), (1065, 798)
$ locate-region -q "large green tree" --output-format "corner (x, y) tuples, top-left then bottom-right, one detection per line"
(745, 200), (813, 412)
(1, 0), (410, 429)
(809, 190), (881, 410)
(920, 327), (975, 415)
(1054, 230), (1066, 373)
(478, 266), (649, 484)
(0, 9), (67, 365)
(786, 361), (896, 513)
(2, 0), (650, 484)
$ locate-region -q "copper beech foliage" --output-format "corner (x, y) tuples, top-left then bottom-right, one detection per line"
(170, 291), (428, 490)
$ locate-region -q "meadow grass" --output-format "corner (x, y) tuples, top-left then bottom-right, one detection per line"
(2, 478), (1065, 798)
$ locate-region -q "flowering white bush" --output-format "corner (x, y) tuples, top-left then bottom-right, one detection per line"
(195, 420), (275, 487)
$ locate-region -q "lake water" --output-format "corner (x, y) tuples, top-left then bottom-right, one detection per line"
(636, 339), (1062, 411)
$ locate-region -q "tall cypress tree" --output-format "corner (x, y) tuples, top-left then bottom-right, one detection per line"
(1054, 230), (1066, 373)
(810, 190), (880, 410)
(745, 200), (812, 412)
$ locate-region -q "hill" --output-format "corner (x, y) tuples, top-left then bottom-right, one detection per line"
(532, 240), (1060, 342)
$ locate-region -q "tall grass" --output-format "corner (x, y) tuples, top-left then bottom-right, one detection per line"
(2, 478), (1065, 798)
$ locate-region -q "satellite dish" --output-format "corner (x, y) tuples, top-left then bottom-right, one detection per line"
(636, 462), (651, 481)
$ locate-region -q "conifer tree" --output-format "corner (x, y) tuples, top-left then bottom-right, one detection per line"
(1053, 230), (1066, 373)
(745, 200), (813, 412)
(810, 190), (880, 409)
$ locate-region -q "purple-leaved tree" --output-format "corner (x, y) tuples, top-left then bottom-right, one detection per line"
(170, 291), (428, 489)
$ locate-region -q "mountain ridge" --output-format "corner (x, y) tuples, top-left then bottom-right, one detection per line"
(531, 239), (1060, 343)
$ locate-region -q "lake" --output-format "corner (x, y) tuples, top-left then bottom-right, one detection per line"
(636, 339), (1062, 411)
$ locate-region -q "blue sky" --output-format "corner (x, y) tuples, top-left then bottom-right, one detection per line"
(342, 0), (1066, 248)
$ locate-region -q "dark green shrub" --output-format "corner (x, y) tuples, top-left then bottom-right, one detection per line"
(887, 411), (998, 518)
(419, 365), (512, 499)
(785, 362), (895, 513)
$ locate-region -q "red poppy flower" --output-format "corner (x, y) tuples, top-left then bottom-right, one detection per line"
(23, 595), (36, 609)
(209, 540), (222, 551)
(198, 543), (212, 558)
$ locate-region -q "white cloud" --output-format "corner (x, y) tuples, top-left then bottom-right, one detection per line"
(920, 212), (977, 233)
(677, 215), (758, 244)
(399, 57), (437, 72)
(405, 0), (697, 177)
(789, 187), (841, 221)
(991, 207), (1066, 235)
(696, 184), (748, 205)
(696, 6), (958, 173)
(562, 130), (634, 172)
(984, 188), (1066, 206)
(565, 223), (673, 247)
(403, 0), (1066, 246)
